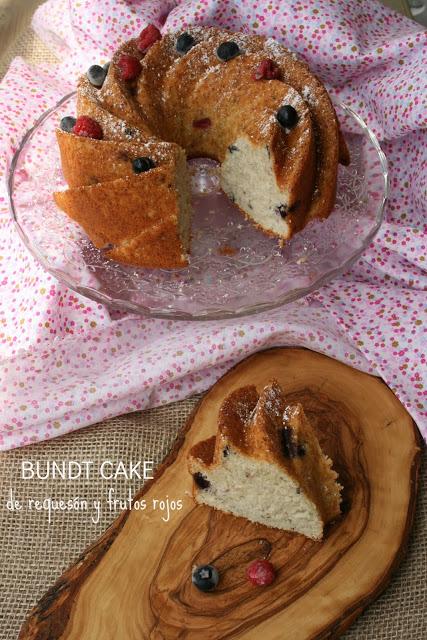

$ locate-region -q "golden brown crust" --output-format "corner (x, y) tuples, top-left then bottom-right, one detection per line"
(54, 169), (188, 269)
(189, 435), (216, 465)
(138, 26), (347, 229)
(99, 39), (151, 131)
(262, 40), (346, 219)
(56, 130), (181, 188)
(158, 27), (343, 224)
(152, 29), (316, 227)
(77, 76), (147, 143)
(284, 404), (342, 522)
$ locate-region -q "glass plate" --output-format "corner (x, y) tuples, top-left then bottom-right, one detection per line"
(7, 93), (388, 320)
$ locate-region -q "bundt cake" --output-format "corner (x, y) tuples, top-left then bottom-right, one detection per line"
(54, 25), (350, 269)
(187, 380), (342, 540)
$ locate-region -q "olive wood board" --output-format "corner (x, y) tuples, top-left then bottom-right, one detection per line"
(19, 348), (422, 640)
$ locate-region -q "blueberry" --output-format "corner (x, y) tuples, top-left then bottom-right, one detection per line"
(275, 204), (288, 219)
(103, 61), (110, 73)
(60, 116), (76, 133)
(176, 32), (195, 55)
(192, 564), (220, 592)
(193, 472), (210, 490)
(276, 105), (299, 129)
(297, 444), (306, 457)
(280, 426), (298, 458)
(87, 64), (107, 88)
(132, 157), (155, 173)
(217, 41), (240, 62)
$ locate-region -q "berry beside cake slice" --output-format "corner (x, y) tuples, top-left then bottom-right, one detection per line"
(187, 380), (342, 540)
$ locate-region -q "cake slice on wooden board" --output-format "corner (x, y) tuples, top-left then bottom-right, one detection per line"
(187, 380), (342, 540)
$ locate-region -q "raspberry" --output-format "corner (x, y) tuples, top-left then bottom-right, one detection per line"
(72, 116), (103, 139)
(137, 24), (161, 52)
(246, 560), (276, 587)
(253, 59), (280, 81)
(117, 54), (142, 81)
(192, 118), (211, 129)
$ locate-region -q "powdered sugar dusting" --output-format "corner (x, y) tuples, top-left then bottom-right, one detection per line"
(283, 405), (301, 423)
(301, 85), (319, 108)
(265, 37), (298, 61)
(262, 383), (283, 418)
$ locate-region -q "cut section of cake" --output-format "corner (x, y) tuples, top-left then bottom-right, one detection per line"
(187, 380), (342, 540)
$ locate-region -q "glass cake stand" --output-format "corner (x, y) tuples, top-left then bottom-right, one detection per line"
(7, 93), (388, 320)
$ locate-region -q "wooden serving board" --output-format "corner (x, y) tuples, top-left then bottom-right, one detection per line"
(20, 348), (421, 640)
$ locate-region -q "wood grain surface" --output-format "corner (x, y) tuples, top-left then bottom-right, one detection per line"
(19, 348), (421, 640)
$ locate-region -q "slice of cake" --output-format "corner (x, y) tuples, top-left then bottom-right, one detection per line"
(187, 380), (342, 540)
(54, 129), (191, 269)
(54, 165), (191, 269)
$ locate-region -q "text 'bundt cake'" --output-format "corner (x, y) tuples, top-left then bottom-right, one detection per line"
(188, 380), (342, 540)
(54, 25), (350, 269)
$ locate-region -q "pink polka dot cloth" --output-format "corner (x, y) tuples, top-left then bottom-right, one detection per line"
(0, 0), (426, 450)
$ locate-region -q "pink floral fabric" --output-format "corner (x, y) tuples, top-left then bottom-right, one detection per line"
(0, 0), (426, 449)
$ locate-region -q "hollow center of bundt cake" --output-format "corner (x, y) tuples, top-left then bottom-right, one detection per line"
(197, 450), (323, 539)
(220, 137), (291, 237)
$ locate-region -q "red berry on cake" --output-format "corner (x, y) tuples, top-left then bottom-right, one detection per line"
(253, 59), (280, 80)
(118, 54), (142, 81)
(246, 560), (276, 587)
(193, 118), (212, 129)
(72, 116), (103, 139)
(137, 24), (161, 52)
